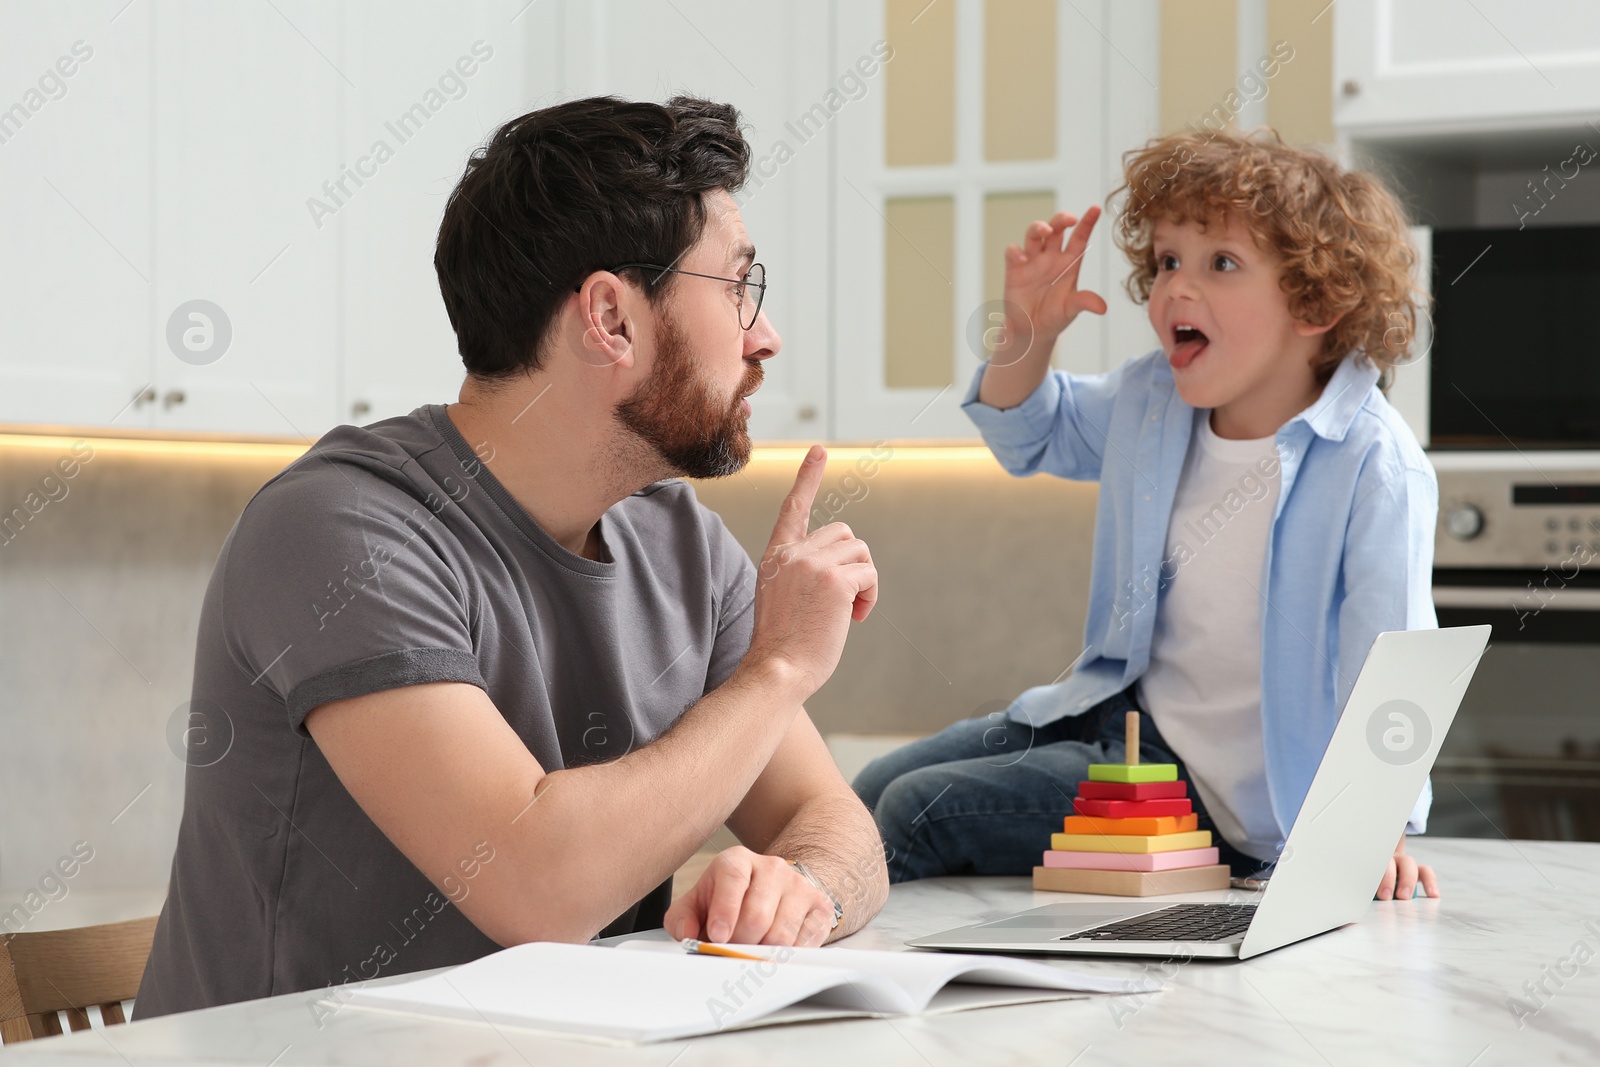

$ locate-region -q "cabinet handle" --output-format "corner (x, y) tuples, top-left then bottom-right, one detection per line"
(1341, 79), (1360, 97)
(351, 399), (372, 419)
(162, 389), (186, 409)
(796, 404), (818, 422)
(131, 386), (157, 409)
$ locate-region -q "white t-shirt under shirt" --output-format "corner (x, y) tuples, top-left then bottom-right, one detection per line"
(1136, 413), (1285, 861)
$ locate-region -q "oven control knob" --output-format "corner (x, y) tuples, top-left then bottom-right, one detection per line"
(1445, 505), (1484, 541)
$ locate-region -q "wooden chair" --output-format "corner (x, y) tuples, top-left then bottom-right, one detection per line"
(0, 916), (157, 1044)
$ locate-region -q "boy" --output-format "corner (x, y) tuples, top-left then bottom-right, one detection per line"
(855, 128), (1439, 901)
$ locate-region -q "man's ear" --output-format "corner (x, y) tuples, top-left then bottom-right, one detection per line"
(574, 272), (634, 369)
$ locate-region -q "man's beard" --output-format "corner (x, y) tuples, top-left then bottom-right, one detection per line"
(614, 309), (762, 479)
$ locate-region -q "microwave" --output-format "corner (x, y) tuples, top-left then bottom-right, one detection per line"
(1428, 223), (1600, 450)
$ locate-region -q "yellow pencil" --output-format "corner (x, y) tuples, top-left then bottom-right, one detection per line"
(680, 938), (772, 962)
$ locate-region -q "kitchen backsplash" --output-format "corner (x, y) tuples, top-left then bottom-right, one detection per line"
(0, 434), (1095, 895)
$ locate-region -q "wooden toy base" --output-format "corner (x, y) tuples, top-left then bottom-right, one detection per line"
(1032, 863), (1232, 897)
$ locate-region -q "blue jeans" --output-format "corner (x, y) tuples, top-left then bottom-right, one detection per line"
(854, 688), (1272, 882)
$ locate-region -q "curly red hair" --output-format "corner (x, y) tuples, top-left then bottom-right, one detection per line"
(1111, 127), (1423, 385)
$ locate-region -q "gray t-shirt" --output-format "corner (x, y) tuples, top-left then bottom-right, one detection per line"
(135, 405), (755, 1018)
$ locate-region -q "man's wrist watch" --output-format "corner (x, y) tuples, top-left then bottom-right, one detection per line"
(787, 859), (843, 930)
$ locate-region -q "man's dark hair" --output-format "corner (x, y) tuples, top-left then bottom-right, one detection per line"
(434, 95), (751, 380)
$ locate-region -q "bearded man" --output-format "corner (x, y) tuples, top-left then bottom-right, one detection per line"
(136, 96), (886, 1017)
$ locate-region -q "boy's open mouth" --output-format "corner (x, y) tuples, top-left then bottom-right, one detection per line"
(1170, 324), (1209, 369)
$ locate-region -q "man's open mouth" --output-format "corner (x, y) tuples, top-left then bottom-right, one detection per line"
(1171, 323), (1209, 369)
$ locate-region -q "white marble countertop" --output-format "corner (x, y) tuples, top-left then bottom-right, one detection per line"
(6, 838), (1599, 1065)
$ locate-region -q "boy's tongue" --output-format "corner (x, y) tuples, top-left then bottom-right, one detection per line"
(1170, 331), (1209, 369)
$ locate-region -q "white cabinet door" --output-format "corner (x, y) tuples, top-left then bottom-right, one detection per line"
(1099, 0), (1163, 376)
(1335, 0), (1600, 134)
(831, 0), (1158, 442)
(830, 0), (1016, 442)
(0, 3), (152, 428)
(149, 0), (340, 437)
(338, 1), (549, 429)
(561, 0), (834, 442)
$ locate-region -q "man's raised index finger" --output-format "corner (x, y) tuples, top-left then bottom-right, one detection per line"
(768, 445), (827, 548)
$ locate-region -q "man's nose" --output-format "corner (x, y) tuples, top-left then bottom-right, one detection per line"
(744, 309), (781, 361)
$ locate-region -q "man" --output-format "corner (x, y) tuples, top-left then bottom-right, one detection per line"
(135, 96), (887, 1018)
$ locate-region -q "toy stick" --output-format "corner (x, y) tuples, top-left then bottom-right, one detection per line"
(1126, 711), (1139, 765)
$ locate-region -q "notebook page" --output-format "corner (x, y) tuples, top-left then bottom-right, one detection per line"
(341, 941), (911, 1044)
(619, 942), (1159, 1011)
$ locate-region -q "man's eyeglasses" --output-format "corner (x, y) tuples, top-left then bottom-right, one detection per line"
(594, 262), (767, 330)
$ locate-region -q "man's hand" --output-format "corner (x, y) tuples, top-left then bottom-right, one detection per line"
(665, 846), (836, 947)
(1377, 834), (1439, 900)
(745, 446), (878, 697)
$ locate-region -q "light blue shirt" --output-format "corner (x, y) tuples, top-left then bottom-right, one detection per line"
(962, 350), (1439, 836)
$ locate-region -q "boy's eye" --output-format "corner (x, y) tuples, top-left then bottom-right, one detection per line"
(1212, 253), (1238, 272)
(1157, 253), (1179, 271)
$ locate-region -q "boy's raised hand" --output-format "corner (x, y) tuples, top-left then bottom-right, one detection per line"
(978, 205), (1109, 410)
(1002, 206), (1108, 348)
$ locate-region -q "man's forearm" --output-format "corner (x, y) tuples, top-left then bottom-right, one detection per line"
(764, 792), (889, 942)
(492, 657), (810, 943)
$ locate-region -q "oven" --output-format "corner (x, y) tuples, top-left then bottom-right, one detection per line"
(1428, 454), (1600, 843)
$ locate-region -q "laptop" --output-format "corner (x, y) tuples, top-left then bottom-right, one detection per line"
(907, 625), (1491, 961)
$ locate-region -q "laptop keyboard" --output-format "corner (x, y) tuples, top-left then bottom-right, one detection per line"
(1059, 903), (1258, 943)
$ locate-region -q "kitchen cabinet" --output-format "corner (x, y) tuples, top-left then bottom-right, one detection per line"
(0, 0), (834, 440)
(555, 0), (835, 443)
(337, 2), (546, 429)
(0, 0), (1159, 444)
(0, 3), (151, 428)
(341, 0), (834, 441)
(148, 0), (341, 437)
(0, 0), (343, 437)
(830, 0), (1160, 441)
(1334, 0), (1600, 135)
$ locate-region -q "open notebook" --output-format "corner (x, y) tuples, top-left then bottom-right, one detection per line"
(335, 940), (1160, 1045)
